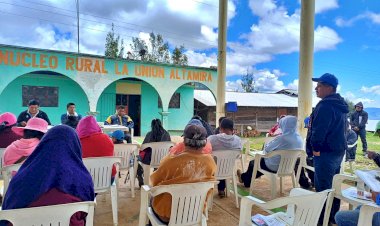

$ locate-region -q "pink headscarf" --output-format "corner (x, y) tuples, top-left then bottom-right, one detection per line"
(76, 116), (102, 138)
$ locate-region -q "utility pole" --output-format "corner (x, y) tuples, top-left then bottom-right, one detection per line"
(216, 0), (227, 127)
(298, 0), (315, 137)
(76, 0), (80, 53)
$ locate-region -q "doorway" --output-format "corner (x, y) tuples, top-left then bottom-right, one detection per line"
(116, 94), (141, 136)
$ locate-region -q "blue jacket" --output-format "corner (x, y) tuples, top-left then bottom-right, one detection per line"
(306, 93), (349, 156)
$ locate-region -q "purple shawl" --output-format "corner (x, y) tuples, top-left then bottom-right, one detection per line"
(2, 125), (95, 209)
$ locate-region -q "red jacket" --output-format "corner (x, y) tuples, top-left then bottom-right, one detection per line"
(80, 133), (116, 177)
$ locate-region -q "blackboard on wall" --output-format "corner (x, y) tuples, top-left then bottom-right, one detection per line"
(22, 85), (59, 107)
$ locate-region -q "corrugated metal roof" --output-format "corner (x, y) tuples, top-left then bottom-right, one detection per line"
(194, 90), (300, 107)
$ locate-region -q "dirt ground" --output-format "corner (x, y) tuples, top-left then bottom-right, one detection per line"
(94, 160), (297, 226)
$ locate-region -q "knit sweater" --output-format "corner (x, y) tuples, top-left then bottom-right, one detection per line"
(150, 151), (216, 221)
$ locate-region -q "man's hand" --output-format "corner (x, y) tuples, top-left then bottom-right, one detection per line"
(313, 151), (320, 156)
(20, 121), (27, 127)
(367, 151), (377, 160)
(354, 126), (359, 131)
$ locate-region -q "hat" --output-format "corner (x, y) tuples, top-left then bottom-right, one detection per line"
(220, 118), (234, 130)
(12, 118), (48, 135)
(183, 124), (207, 140)
(312, 73), (338, 88)
(355, 102), (363, 108)
(109, 130), (124, 140)
(0, 112), (17, 127)
(304, 116), (310, 128)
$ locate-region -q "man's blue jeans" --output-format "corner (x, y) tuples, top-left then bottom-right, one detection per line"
(335, 205), (380, 226)
(314, 152), (344, 223)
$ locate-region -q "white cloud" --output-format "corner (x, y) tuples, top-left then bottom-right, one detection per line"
(361, 85), (380, 95)
(226, 80), (243, 92)
(315, 0), (339, 14)
(336, 12), (380, 27)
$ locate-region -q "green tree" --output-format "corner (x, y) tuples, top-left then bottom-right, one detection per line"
(345, 98), (355, 115)
(241, 70), (258, 92)
(129, 37), (148, 61)
(172, 45), (188, 65)
(148, 33), (170, 63)
(104, 23), (125, 58)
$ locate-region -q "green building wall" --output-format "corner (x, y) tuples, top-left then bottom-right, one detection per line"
(96, 79), (194, 136)
(0, 73), (89, 125)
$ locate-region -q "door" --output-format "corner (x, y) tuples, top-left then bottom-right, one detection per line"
(116, 94), (141, 136)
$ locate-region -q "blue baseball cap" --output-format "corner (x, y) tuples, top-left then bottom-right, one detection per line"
(312, 73), (338, 88)
(109, 130), (124, 141)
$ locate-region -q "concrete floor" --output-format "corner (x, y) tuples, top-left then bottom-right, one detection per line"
(94, 165), (296, 226)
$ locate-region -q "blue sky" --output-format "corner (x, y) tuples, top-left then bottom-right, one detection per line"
(0, 0), (379, 107)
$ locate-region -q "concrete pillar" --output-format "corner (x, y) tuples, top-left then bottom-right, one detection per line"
(159, 111), (170, 130)
(216, 0), (228, 127)
(298, 0), (315, 138)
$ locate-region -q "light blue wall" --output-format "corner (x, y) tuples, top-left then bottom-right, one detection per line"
(0, 73), (89, 125)
(96, 80), (194, 136)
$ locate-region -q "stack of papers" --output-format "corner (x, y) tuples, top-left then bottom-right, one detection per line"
(355, 169), (380, 193)
(251, 214), (286, 226)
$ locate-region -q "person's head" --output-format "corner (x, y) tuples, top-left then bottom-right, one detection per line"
(0, 112), (17, 130)
(12, 118), (48, 138)
(28, 99), (40, 115)
(355, 102), (364, 112)
(220, 118), (234, 135)
(218, 116), (227, 125)
(278, 115), (298, 135)
(76, 115), (102, 138)
(187, 119), (203, 127)
(66, 103), (76, 114)
(116, 105), (125, 117)
(312, 73), (338, 99)
(109, 130), (124, 143)
(192, 115), (202, 121)
(183, 124), (207, 150)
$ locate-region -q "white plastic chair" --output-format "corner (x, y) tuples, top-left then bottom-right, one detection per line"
(1, 163), (22, 195)
(83, 157), (121, 226)
(139, 182), (215, 226)
(139, 141), (174, 185)
(113, 143), (139, 198)
(249, 150), (303, 199)
(212, 150), (241, 208)
(0, 201), (95, 226)
(358, 202), (380, 226)
(239, 188), (333, 226)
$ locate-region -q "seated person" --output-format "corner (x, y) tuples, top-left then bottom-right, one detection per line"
(150, 124), (216, 223)
(169, 119), (212, 155)
(4, 118), (48, 166)
(237, 116), (303, 187)
(2, 125), (95, 226)
(77, 116), (116, 178)
(104, 105), (133, 143)
(137, 119), (171, 187)
(109, 130), (126, 144)
(335, 135), (380, 226)
(268, 115), (286, 137)
(214, 116), (227, 135)
(17, 99), (51, 126)
(61, 102), (82, 129)
(208, 118), (242, 197)
(192, 115), (214, 137)
(0, 112), (22, 148)
(346, 122), (358, 162)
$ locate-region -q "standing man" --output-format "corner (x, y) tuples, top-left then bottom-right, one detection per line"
(306, 73), (349, 224)
(104, 105), (134, 143)
(350, 102), (368, 156)
(17, 99), (51, 126)
(61, 102), (82, 129)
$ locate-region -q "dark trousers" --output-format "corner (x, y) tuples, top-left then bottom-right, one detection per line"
(218, 180), (226, 191)
(314, 152), (344, 224)
(240, 159), (277, 188)
(355, 129), (367, 152)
